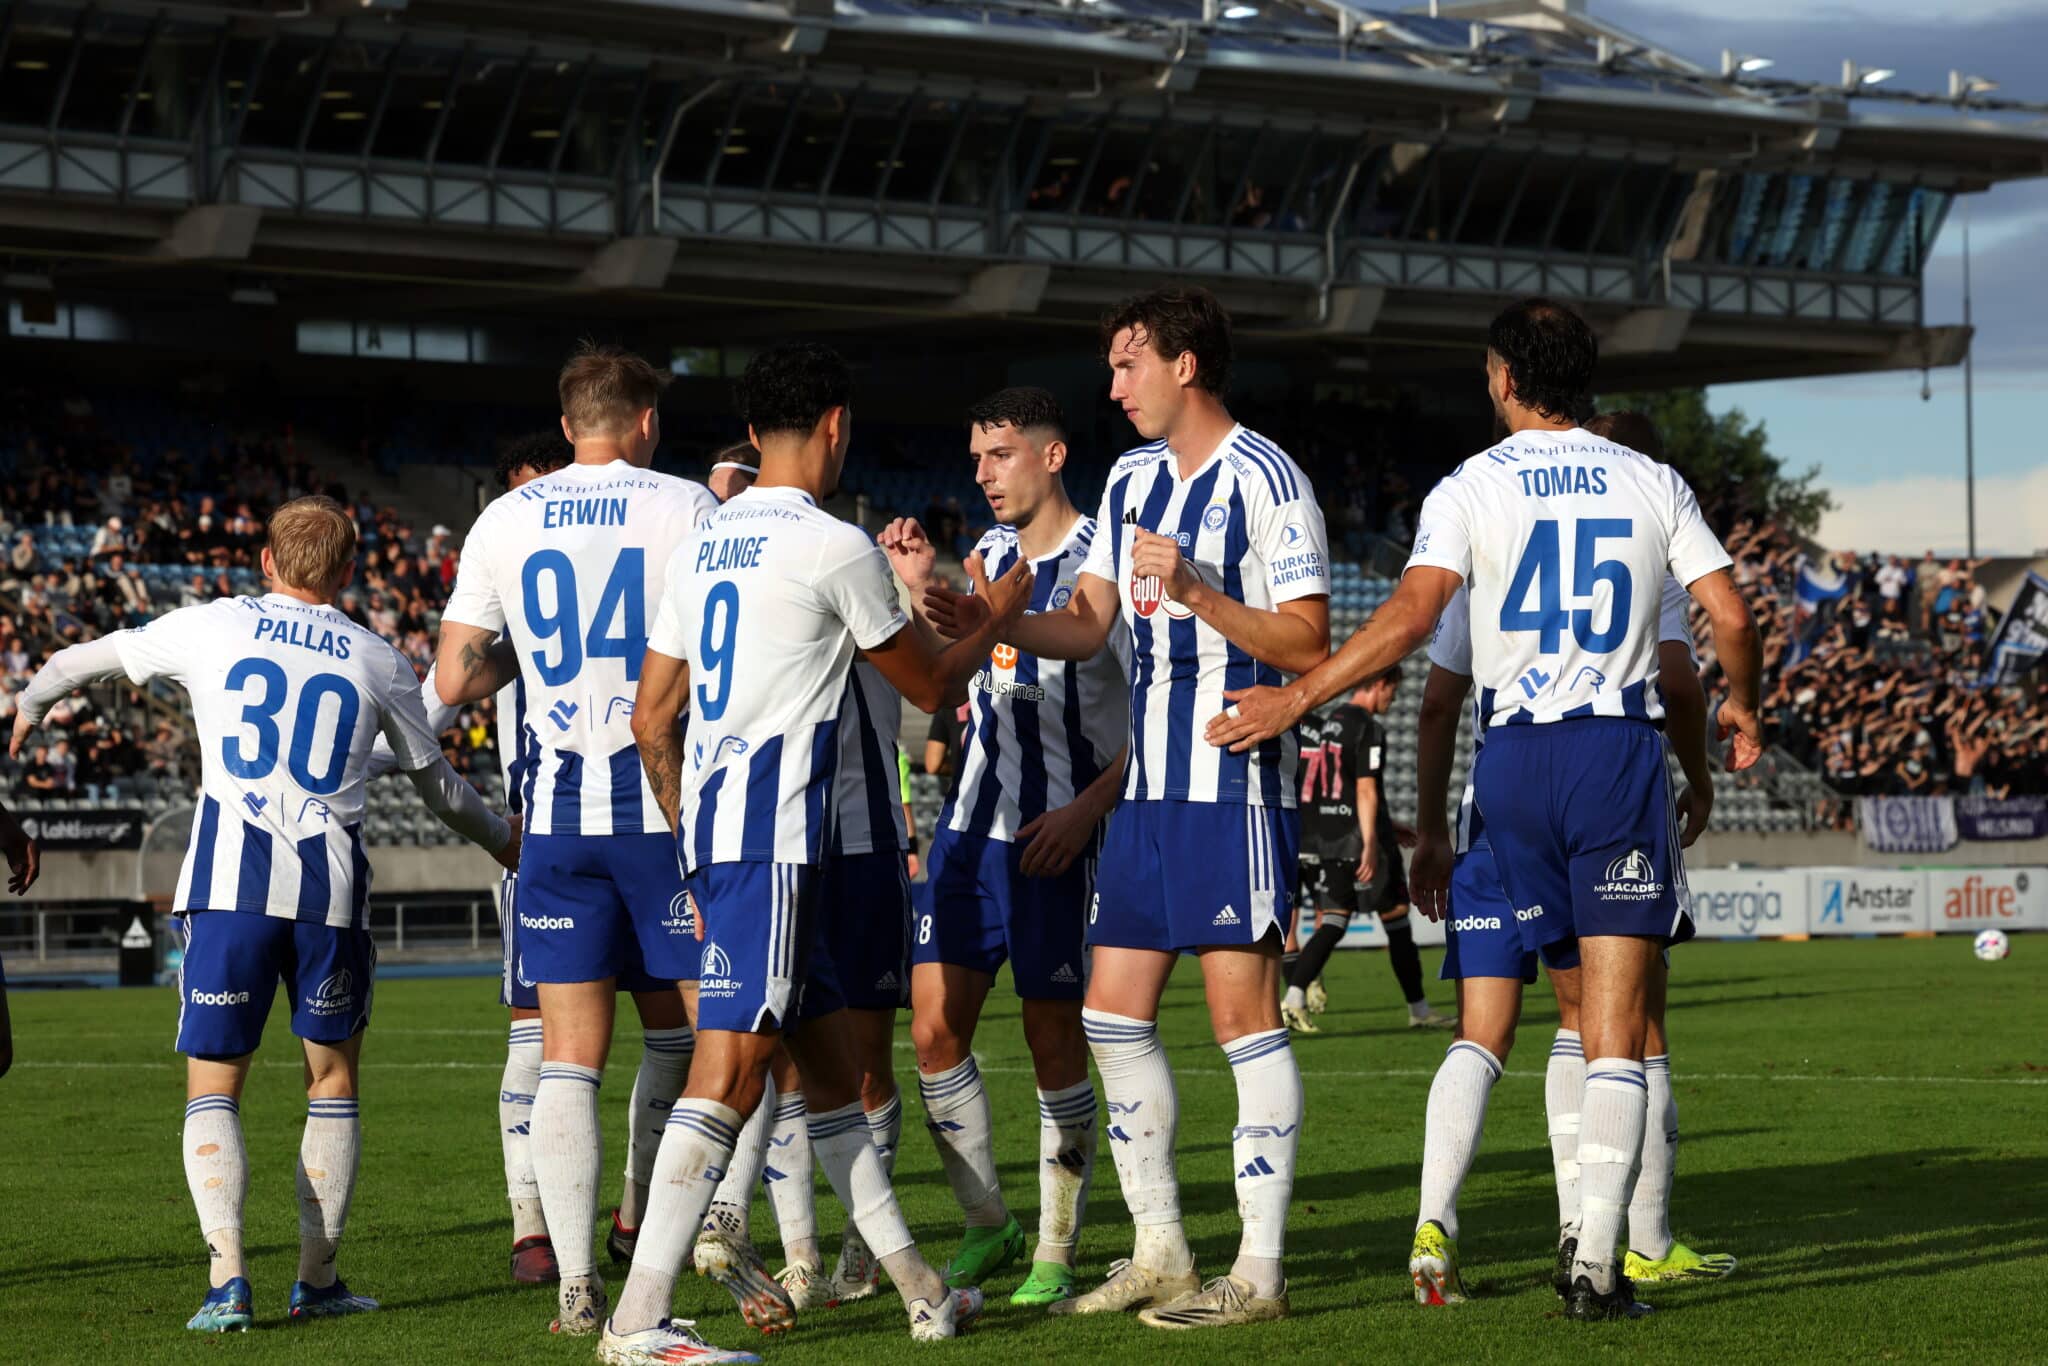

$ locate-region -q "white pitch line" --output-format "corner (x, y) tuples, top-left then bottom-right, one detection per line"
(9, 1060), (2043, 1086)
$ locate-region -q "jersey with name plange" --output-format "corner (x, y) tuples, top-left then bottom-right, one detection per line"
(441, 459), (716, 838)
(1406, 426), (1729, 732)
(112, 594), (446, 928)
(648, 485), (909, 869)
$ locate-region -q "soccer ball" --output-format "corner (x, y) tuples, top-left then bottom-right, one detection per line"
(1973, 929), (2010, 961)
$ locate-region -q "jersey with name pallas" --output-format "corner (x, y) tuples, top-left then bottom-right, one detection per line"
(831, 659), (908, 857)
(943, 518), (1130, 843)
(1078, 425), (1330, 809)
(1406, 427), (1729, 733)
(652, 486), (909, 869)
(113, 595), (446, 927)
(441, 461), (717, 838)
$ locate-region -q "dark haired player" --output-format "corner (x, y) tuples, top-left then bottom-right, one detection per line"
(1210, 298), (1761, 1321)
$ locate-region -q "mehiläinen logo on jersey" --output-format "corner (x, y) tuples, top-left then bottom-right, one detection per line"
(1594, 849), (1663, 902)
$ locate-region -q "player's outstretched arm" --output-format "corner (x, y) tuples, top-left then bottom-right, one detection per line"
(866, 556), (1035, 713)
(434, 624), (516, 708)
(1659, 640), (1714, 846)
(1687, 568), (1764, 771)
(1131, 527), (1330, 675)
(0, 798), (40, 896)
(944, 569), (1115, 662)
(1207, 566), (1462, 755)
(1410, 663), (1470, 923)
(630, 645), (691, 836)
(9, 634), (131, 758)
(403, 757), (519, 869)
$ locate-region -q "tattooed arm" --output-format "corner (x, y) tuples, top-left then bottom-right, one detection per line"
(434, 623), (519, 707)
(631, 645), (691, 835)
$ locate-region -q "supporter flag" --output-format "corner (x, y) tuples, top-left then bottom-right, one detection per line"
(1795, 557), (1852, 612)
(1983, 571), (2048, 686)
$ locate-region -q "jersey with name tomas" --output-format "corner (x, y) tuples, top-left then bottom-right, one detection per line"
(113, 595), (444, 928)
(650, 486), (909, 868)
(1078, 425), (1329, 808)
(1431, 577), (1695, 852)
(944, 518), (1130, 843)
(1406, 427), (1729, 733)
(831, 660), (908, 857)
(442, 460), (716, 837)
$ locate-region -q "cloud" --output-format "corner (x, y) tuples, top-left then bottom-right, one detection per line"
(1819, 466), (2048, 557)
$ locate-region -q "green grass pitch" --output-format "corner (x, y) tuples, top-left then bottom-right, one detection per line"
(2, 937), (2043, 1363)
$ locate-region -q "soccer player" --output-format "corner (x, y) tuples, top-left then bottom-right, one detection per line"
(1406, 569), (1734, 1304)
(598, 342), (1034, 1364)
(11, 495), (518, 1332)
(1207, 298), (1762, 1321)
(877, 386), (1127, 1308)
(1285, 666), (1452, 1035)
(433, 346), (717, 1336)
(930, 287), (1331, 1328)
(0, 798), (41, 1082)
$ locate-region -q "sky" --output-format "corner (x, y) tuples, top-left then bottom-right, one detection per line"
(1600, 0), (2048, 557)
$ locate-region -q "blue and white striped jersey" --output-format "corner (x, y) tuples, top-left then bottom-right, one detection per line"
(1406, 427), (1729, 732)
(441, 460), (717, 837)
(830, 660), (908, 857)
(648, 486), (909, 868)
(111, 595), (446, 928)
(1077, 425), (1330, 808)
(943, 517), (1129, 842)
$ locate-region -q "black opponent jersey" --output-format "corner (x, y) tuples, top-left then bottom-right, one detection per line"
(1297, 703), (1382, 862)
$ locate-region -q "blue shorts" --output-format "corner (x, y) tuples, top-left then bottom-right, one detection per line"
(1472, 718), (1693, 946)
(820, 848), (913, 1011)
(174, 911), (376, 1059)
(915, 827), (1091, 999)
(1089, 800), (1297, 954)
(1439, 831), (1582, 983)
(691, 862), (836, 1033)
(497, 871), (667, 1008)
(515, 833), (696, 986)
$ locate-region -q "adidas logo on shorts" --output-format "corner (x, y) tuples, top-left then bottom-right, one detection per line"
(1212, 904), (1242, 926)
(1050, 963), (1079, 984)
(874, 970), (900, 991)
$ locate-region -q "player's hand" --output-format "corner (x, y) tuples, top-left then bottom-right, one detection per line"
(1016, 799), (1095, 878)
(1674, 780), (1712, 848)
(1716, 698), (1764, 772)
(493, 815), (522, 872)
(906, 851), (921, 880)
(8, 710), (31, 760)
(1392, 822), (1418, 850)
(1207, 684), (1307, 754)
(689, 890), (704, 941)
(923, 581), (991, 640)
(1355, 840), (1379, 888)
(1410, 830), (1451, 922)
(0, 814), (40, 895)
(877, 517), (937, 591)
(1130, 528), (1202, 607)
(968, 553), (1035, 630)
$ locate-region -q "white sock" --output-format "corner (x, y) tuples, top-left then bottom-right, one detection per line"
(1416, 1041), (1501, 1240)
(1546, 1029), (1585, 1236)
(611, 1100), (741, 1335)
(296, 1097), (361, 1288)
(1034, 1081), (1098, 1266)
(1575, 1058), (1648, 1293)
(705, 1077), (773, 1242)
(622, 1027), (695, 1228)
(183, 1094), (248, 1288)
(1084, 1009), (1191, 1274)
(1223, 1028), (1300, 1299)
(762, 1089), (819, 1267)
(502, 1020), (545, 1241)
(917, 1058), (1007, 1228)
(1628, 1054), (1678, 1260)
(532, 1062), (604, 1280)
(1281, 985), (1305, 1010)
(810, 1102), (944, 1307)
(867, 1090), (903, 1176)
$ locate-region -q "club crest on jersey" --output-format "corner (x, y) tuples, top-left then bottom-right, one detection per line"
(1050, 584), (1073, 610)
(1202, 502), (1229, 532)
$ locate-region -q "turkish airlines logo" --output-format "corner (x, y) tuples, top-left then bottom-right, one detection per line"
(991, 643), (1018, 670)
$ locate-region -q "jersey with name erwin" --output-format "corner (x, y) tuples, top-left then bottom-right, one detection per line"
(1406, 426), (1729, 733)
(113, 594), (446, 928)
(441, 459), (716, 838)
(1078, 424), (1330, 809)
(944, 517), (1129, 843)
(650, 485), (909, 869)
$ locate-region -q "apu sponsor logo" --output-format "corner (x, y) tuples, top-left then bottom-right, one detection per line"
(190, 989), (252, 1006)
(305, 969), (355, 1015)
(519, 913), (576, 931)
(1694, 887), (1784, 935)
(1452, 915), (1503, 932)
(1941, 872), (2026, 921)
(1593, 849), (1663, 903)
(1129, 570), (1194, 620)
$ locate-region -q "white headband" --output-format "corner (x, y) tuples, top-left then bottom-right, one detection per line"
(711, 460), (759, 476)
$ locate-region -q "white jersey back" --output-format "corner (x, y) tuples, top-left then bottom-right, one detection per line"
(831, 660), (908, 857)
(442, 460), (716, 837)
(946, 518), (1129, 842)
(1407, 427), (1729, 733)
(113, 595), (444, 928)
(1078, 425), (1329, 809)
(1431, 576), (1696, 852)
(649, 486), (908, 868)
